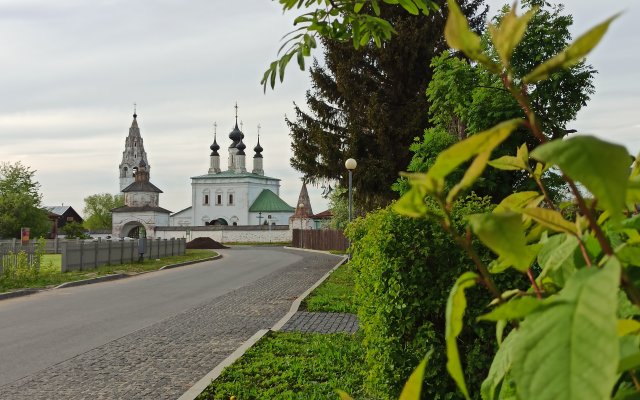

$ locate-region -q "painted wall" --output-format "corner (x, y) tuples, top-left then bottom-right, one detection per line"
(155, 226), (292, 243)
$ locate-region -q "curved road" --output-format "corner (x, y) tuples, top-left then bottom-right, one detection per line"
(0, 246), (342, 399)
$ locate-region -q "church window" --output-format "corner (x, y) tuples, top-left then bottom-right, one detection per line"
(228, 193), (234, 205)
(216, 194), (222, 205)
(204, 194), (209, 205)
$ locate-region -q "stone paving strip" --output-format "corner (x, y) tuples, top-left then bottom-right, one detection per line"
(0, 251), (340, 400)
(279, 311), (359, 334)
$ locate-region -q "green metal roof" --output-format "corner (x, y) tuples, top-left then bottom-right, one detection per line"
(249, 189), (295, 213)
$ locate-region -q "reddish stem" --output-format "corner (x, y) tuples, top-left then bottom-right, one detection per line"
(527, 269), (542, 299)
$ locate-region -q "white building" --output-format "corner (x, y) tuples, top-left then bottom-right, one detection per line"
(170, 107), (295, 226)
(112, 113), (171, 238)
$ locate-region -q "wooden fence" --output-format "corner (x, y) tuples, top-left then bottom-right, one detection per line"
(292, 229), (349, 251)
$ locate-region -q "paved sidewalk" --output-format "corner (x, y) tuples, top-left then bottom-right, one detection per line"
(0, 251), (340, 400)
(279, 311), (358, 333)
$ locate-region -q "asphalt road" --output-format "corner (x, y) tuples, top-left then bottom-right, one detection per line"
(0, 246), (309, 387)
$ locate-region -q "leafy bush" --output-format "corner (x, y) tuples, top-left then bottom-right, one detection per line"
(1, 237), (45, 284)
(347, 194), (526, 399)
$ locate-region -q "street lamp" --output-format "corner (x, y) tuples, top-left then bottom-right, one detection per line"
(345, 158), (357, 222)
(298, 202), (305, 248)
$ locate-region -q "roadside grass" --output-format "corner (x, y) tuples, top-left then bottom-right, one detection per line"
(0, 249), (216, 293)
(196, 331), (367, 400)
(302, 261), (357, 314)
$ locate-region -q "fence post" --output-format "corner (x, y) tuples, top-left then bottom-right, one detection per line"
(79, 239), (84, 271)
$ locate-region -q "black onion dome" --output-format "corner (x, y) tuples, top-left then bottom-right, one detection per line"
(236, 138), (246, 155)
(229, 122), (243, 147)
(253, 137), (263, 158)
(210, 136), (220, 156)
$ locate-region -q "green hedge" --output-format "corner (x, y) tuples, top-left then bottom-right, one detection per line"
(347, 194), (526, 399)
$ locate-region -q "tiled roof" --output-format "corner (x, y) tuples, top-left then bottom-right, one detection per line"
(111, 205), (172, 214)
(249, 189), (295, 213)
(121, 181), (163, 193)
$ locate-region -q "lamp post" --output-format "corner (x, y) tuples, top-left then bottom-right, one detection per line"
(298, 202), (305, 248)
(345, 158), (357, 222)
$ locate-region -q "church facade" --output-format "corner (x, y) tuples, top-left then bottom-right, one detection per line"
(170, 108), (294, 226)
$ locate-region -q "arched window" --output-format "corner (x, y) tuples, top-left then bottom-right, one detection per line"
(203, 189), (210, 206)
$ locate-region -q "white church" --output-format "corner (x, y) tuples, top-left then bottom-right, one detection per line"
(112, 107), (296, 238)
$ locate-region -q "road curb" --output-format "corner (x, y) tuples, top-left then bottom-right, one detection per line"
(177, 329), (270, 400)
(0, 288), (41, 301)
(55, 273), (128, 289)
(0, 253), (222, 301)
(160, 255), (220, 270)
(178, 254), (348, 400)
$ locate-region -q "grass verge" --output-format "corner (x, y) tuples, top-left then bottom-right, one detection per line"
(0, 249), (216, 293)
(196, 331), (367, 400)
(302, 261), (357, 314)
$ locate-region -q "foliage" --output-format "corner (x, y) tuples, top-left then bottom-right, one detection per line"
(262, 0), (440, 91)
(404, 0), (596, 201)
(393, 1), (638, 399)
(0, 162), (50, 239)
(288, 1), (486, 210)
(83, 193), (124, 231)
(327, 186), (350, 230)
(62, 222), (91, 239)
(1, 238), (46, 286)
(197, 331), (367, 400)
(346, 195), (526, 399)
(302, 261), (357, 314)
(0, 249), (214, 292)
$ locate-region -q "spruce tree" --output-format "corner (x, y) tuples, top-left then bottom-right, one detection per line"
(287, 0), (486, 210)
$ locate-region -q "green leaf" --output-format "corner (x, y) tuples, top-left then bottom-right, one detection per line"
(517, 143), (529, 171)
(522, 207), (578, 235)
(531, 136), (630, 221)
(618, 335), (640, 373)
(468, 212), (537, 271)
(513, 257), (621, 400)
(447, 150), (490, 203)
(393, 185), (428, 218)
(618, 319), (640, 336)
(617, 244), (640, 267)
(537, 233), (580, 287)
(399, 349), (433, 400)
(478, 297), (545, 322)
(398, 0), (419, 15)
(336, 389), (354, 400)
(489, 6), (537, 68)
(446, 272), (478, 400)
(444, 0), (500, 72)
(524, 14), (619, 83)
(481, 330), (519, 400)
(488, 155), (526, 171)
(428, 119), (521, 181)
(493, 191), (541, 214)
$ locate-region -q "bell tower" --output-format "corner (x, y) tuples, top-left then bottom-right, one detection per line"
(119, 105), (150, 191)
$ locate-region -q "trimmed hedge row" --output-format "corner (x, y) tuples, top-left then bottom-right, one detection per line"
(347, 194), (526, 399)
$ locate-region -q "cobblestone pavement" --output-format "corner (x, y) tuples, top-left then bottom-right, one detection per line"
(0, 250), (340, 400)
(279, 311), (359, 333)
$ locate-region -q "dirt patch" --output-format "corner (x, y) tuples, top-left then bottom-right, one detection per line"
(186, 237), (229, 249)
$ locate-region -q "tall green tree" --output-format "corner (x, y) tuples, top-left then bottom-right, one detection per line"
(83, 193), (124, 230)
(0, 162), (50, 239)
(288, 0), (487, 210)
(412, 0), (595, 200)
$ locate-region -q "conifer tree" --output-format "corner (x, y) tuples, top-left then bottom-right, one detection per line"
(287, 0), (486, 210)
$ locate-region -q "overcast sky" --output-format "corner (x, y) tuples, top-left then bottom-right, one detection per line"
(0, 0), (638, 218)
